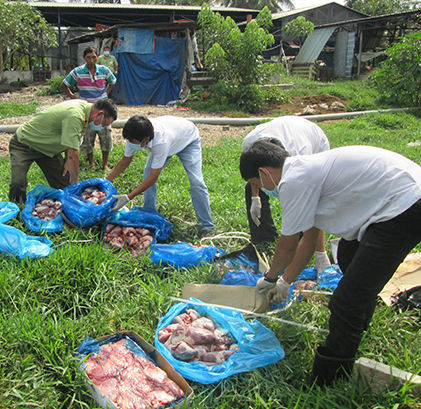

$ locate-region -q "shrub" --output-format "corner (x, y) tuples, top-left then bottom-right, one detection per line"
(370, 32), (421, 107)
(262, 86), (289, 105)
(198, 5), (273, 114)
(36, 76), (65, 96)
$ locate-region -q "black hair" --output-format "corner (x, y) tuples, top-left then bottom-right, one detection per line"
(83, 46), (98, 57)
(123, 115), (154, 142)
(264, 137), (285, 150)
(240, 140), (289, 180)
(93, 99), (118, 120)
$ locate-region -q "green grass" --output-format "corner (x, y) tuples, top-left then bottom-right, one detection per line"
(1, 87), (421, 408)
(278, 75), (384, 112)
(0, 101), (40, 118)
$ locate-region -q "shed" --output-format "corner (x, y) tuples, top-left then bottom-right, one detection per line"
(67, 22), (197, 106)
(264, 2), (366, 60)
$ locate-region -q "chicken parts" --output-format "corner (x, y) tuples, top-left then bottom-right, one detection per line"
(80, 186), (107, 205)
(104, 224), (154, 258)
(158, 309), (240, 365)
(84, 338), (184, 409)
(32, 198), (62, 221)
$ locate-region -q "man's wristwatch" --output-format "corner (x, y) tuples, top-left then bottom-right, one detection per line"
(264, 272), (278, 283)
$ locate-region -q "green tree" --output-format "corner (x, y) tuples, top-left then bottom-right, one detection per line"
(0, 0), (57, 73)
(198, 4), (274, 113)
(370, 32), (421, 107)
(283, 16), (314, 47)
(345, 0), (418, 16)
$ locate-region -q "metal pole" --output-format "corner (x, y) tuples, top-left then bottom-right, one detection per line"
(357, 29), (363, 80)
(58, 12), (63, 75)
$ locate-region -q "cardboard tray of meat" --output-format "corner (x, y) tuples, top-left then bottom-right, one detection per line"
(62, 178), (117, 229)
(21, 185), (65, 233)
(104, 224), (155, 258)
(154, 298), (285, 384)
(76, 331), (193, 409)
(102, 207), (173, 257)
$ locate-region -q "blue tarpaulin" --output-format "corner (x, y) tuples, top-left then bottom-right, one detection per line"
(113, 31), (186, 106)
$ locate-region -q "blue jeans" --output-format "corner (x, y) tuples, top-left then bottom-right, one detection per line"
(325, 198), (421, 359)
(143, 138), (214, 231)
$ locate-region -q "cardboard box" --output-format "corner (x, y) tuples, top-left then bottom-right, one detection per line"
(183, 283), (270, 313)
(79, 331), (194, 409)
(182, 243), (271, 313)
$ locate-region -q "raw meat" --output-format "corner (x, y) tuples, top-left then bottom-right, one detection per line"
(293, 280), (317, 291)
(80, 186), (107, 205)
(83, 338), (184, 409)
(32, 198), (62, 221)
(104, 224), (154, 258)
(158, 309), (240, 365)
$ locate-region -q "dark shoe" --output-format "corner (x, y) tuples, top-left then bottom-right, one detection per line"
(310, 346), (355, 387)
(201, 229), (214, 238)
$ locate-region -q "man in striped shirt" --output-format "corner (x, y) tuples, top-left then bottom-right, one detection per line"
(60, 46), (116, 170)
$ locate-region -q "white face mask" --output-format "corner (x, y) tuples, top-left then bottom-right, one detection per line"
(259, 168), (280, 199)
(127, 141), (142, 152)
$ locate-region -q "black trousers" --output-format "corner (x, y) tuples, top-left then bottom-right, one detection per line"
(9, 134), (70, 204)
(325, 198), (421, 359)
(245, 181), (278, 243)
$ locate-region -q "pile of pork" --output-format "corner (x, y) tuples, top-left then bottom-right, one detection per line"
(84, 338), (184, 409)
(32, 198), (62, 221)
(104, 224), (154, 257)
(158, 309), (240, 366)
(80, 186), (107, 205)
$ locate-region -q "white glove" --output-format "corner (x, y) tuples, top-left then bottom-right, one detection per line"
(112, 194), (130, 211)
(315, 251), (331, 278)
(250, 196), (262, 226)
(270, 276), (291, 304)
(256, 276), (277, 293)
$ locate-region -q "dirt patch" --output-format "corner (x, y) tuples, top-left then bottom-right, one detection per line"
(0, 86), (348, 155)
(261, 94), (348, 117)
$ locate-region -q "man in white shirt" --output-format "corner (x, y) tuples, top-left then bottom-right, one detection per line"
(240, 141), (421, 386)
(242, 116), (331, 275)
(107, 115), (214, 235)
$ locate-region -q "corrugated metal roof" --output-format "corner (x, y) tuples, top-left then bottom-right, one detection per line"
(271, 4), (327, 20)
(271, 1), (365, 20)
(294, 27), (336, 64)
(33, 2), (259, 13)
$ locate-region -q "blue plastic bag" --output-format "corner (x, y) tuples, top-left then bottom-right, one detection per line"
(103, 206), (173, 241)
(21, 185), (65, 233)
(220, 252), (260, 274)
(0, 202), (19, 223)
(62, 178), (117, 228)
(77, 333), (153, 362)
(154, 298), (285, 384)
(220, 269), (263, 287)
(0, 223), (54, 258)
(295, 267), (318, 281)
(149, 242), (222, 269)
(317, 264), (343, 290)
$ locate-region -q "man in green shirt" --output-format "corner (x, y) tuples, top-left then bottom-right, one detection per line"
(97, 46), (118, 75)
(8, 99), (118, 204)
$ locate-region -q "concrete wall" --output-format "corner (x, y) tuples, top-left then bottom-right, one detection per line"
(1, 70), (62, 84)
